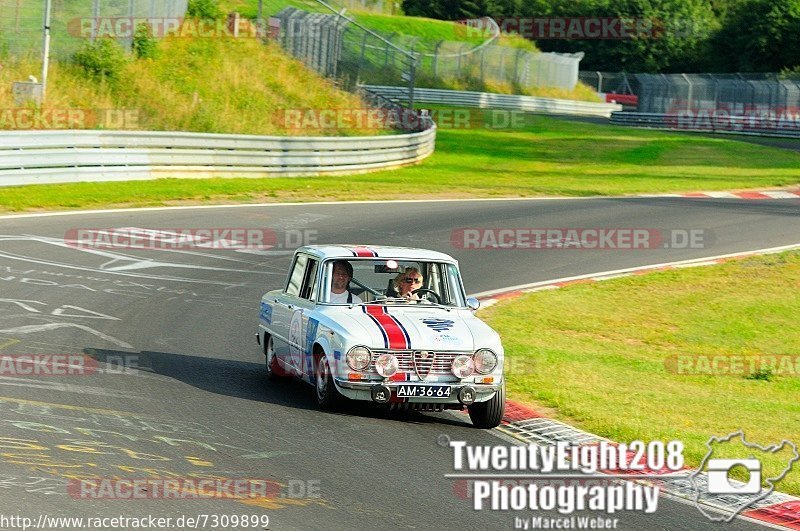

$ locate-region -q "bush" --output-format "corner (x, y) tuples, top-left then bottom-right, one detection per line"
(133, 23), (158, 60)
(73, 38), (128, 82)
(187, 0), (222, 19)
(780, 65), (800, 80)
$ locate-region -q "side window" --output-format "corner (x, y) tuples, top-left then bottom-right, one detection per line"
(445, 264), (465, 307)
(300, 259), (319, 301)
(285, 254), (308, 297)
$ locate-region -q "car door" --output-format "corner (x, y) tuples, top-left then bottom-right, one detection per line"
(270, 253), (310, 371)
(294, 258), (320, 383)
(272, 254), (319, 378)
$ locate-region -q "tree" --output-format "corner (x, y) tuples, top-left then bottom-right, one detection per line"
(402, 0), (488, 20)
(526, 0), (717, 72)
(710, 0), (800, 72)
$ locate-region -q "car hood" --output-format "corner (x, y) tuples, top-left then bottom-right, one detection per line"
(325, 305), (496, 351)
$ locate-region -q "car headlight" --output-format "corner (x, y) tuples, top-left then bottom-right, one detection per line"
(451, 355), (475, 379)
(474, 349), (498, 374)
(347, 346), (372, 371)
(375, 354), (399, 378)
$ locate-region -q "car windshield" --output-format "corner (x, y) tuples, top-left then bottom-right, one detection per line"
(320, 258), (466, 307)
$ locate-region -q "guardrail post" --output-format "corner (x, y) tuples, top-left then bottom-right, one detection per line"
(432, 40), (442, 78)
(681, 73), (693, 111)
(408, 53), (417, 110)
(356, 31), (369, 85)
(513, 49), (523, 85)
(479, 47), (486, 83)
(91, 0), (100, 42)
(41, 0), (52, 101)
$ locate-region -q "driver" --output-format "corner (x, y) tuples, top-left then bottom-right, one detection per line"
(393, 267), (424, 300)
(330, 260), (362, 304)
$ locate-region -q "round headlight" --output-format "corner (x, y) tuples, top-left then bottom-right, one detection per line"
(347, 346), (371, 371)
(451, 355), (475, 379)
(375, 354), (399, 378)
(474, 349), (498, 374)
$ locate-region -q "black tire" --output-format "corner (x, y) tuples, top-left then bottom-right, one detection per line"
(468, 383), (506, 429)
(264, 335), (287, 381)
(315, 353), (344, 411)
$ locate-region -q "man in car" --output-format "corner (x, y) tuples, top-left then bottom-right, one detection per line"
(330, 260), (363, 304)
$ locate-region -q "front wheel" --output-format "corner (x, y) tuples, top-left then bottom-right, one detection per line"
(468, 383), (505, 429)
(315, 353), (344, 411)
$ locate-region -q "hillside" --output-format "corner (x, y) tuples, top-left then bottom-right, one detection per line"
(220, 0), (596, 100)
(0, 33), (376, 135)
(222, 0), (534, 49)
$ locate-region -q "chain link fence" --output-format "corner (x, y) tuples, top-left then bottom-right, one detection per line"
(330, 0), (400, 15)
(273, 5), (418, 105)
(272, 3), (583, 103)
(635, 73), (800, 114)
(272, 5), (433, 129)
(415, 41), (581, 91)
(579, 71), (637, 96)
(0, 0), (187, 60)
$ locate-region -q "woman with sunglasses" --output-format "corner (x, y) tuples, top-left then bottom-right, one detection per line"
(393, 267), (424, 300)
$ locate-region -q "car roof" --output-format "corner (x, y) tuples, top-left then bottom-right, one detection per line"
(297, 245), (458, 263)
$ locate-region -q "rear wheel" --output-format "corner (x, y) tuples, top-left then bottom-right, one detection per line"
(264, 335), (286, 380)
(468, 383), (505, 429)
(315, 353), (343, 411)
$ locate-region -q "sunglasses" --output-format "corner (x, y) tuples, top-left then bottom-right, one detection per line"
(404, 278), (423, 284)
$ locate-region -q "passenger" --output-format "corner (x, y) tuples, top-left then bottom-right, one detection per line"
(330, 260), (363, 304)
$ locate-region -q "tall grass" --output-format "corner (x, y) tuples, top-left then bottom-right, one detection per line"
(0, 32), (380, 135)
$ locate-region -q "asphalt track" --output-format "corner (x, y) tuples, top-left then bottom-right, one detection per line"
(0, 197), (798, 530)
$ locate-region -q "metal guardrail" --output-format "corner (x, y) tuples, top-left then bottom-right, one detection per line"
(610, 112), (800, 139)
(363, 85), (622, 118)
(0, 127), (437, 188)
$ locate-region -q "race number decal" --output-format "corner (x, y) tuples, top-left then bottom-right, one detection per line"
(288, 310), (304, 374)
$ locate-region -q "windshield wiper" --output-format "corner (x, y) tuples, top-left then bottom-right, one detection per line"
(352, 297), (454, 310)
(355, 297), (408, 306)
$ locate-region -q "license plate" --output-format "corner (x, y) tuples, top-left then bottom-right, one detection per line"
(396, 385), (452, 399)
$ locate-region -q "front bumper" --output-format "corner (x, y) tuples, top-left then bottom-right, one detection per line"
(335, 378), (501, 405)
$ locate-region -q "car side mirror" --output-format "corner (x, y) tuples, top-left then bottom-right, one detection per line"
(466, 297), (480, 311)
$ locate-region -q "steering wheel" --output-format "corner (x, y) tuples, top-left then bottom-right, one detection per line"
(412, 289), (440, 304)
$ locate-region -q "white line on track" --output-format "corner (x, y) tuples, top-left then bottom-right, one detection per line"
(0, 197), (591, 220)
(469, 242), (800, 299)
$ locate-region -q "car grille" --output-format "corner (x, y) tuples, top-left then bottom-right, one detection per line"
(371, 350), (469, 376)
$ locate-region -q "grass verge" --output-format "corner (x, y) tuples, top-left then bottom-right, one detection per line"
(1, 114), (799, 212)
(480, 251), (800, 495)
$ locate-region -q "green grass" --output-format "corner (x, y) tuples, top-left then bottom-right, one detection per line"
(352, 13), (535, 51)
(222, 0), (324, 18)
(221, 0), (534, 50)
(1, 115), (799, 212)
(0, 37), (374, 136)
(480, 251), (800, 495)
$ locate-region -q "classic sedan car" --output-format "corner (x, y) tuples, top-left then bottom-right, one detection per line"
(257, 245), (505, 428)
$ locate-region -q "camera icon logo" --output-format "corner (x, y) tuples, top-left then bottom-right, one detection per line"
(706, 458), (762, 494)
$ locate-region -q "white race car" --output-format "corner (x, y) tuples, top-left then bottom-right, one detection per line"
(257, 245), (505, 428)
